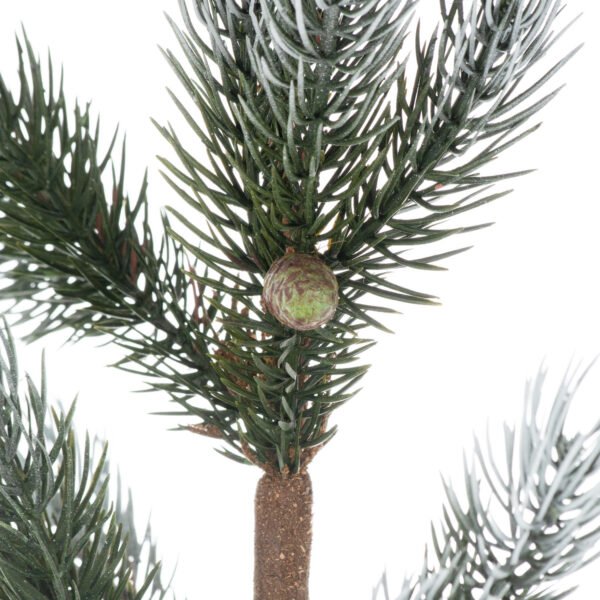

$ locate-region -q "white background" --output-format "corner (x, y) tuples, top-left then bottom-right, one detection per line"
(1, 1), (600, 598)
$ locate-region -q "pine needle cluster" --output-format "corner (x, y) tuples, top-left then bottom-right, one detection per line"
(374, 367), (600, 599)
(0, 0), (577, 474)
(0, 324), (172, 599)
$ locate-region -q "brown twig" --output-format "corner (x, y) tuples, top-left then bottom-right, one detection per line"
(186, 423), (224, 439)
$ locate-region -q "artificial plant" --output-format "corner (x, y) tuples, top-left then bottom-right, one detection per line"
(1, 0), (599, 598)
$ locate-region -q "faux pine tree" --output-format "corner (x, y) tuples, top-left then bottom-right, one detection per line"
(2, 0), (600, 598)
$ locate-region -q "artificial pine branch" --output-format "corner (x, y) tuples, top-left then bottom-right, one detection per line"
(150, 0), (579, 475)
(0, 36), (154, 339)
(0, 34), (243, 459)
(0, 0), (593, 598)
(337, 0), (580, 265)
(371, 366), (600, 599)
(1, 1), (578, 473)
(0, 321), (173, 599)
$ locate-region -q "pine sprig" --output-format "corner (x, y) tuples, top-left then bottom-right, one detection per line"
(373, 366), (600, 600)
(0, 321), (173, 599)
(0, 0), (579, 473)
(159, 0), (419, 293)
(149, 0), (420, 471)
(161, 1), (577, 333)
(333, 0), (579, 335)
(0, 35), (247, 456)
(152, 0), (576, 471)
(0, 36), (151, 340)
(336, 0), (580, 280)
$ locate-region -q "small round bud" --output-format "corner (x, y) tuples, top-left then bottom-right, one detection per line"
(262, 253), (338, 331)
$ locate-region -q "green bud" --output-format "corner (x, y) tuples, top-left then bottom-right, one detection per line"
(262, 253), (338, 331)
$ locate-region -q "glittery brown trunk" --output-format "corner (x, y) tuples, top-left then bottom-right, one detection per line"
(254, 470), (312, 600)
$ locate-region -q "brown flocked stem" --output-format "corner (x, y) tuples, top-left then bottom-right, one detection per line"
(189, 425), (324, 599)
(254, 469), (313, 600)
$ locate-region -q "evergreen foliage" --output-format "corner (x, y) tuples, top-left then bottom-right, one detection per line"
(0, 35), (238, 460)
(0, 322), (173, 599)
(1, 2), (598, 596)
(371, 366), (600, 599)
(0, 0), (578, 475)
